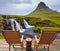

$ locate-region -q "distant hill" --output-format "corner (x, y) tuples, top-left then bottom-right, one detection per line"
(27, 2), (60, 25)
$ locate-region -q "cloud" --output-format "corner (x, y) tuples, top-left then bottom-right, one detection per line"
(0, 0), (32, 4)
(0, 0), (39, 15)
(0, 0), (60, 16)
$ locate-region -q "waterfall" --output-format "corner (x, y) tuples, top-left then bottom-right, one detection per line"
(10, 19), (36, 38)
(15, 20), (26, 33)
(23, 19), (34, 28)
(10, 19), (15, 30)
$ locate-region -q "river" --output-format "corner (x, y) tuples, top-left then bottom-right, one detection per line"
(21, 28), (60, 39)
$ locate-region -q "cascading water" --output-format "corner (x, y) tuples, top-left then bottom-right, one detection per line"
(10, 19), (36, 38)
(15, 20), (26, 33)
(10, 19), (15, 30)
(23, 19), (34, 28)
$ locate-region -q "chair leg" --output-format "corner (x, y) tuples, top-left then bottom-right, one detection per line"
(34, 48), (37, 51)
(44, 46), (46, 49)
(34, 43), (39, 49)
(48, 46), (49, 51)
(21, 42), (23, 51)
(34, 42), (37, 49)
(9, 44), (11, 51)
(13, 45), (16, 51)
(34, 44), (38, 51)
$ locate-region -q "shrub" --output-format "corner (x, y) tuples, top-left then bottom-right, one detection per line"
(33, 26), (41, 33)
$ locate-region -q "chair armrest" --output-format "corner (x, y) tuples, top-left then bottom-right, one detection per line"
(21, 35), (24, 42)
(34, 35), (39, 43)
(35, 35), (38, 41)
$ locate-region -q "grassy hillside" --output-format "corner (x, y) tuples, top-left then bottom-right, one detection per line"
(27, 2), (60, 25)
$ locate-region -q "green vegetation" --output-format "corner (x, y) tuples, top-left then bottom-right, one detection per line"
(0, 34), (4, 39)
(0, 16), (4, 28)
(33, 26), (60, 33)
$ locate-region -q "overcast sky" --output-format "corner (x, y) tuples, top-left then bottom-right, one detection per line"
(0, 0), (60, 16)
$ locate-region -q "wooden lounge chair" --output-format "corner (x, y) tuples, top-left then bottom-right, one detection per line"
(34, 30), (58, 51)
(2, 30), (24, 51)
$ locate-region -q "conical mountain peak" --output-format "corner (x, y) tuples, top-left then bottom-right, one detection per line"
(37, 2), (48, 9)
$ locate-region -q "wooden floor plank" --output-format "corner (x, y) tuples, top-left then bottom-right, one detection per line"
(0, 39), (60, 51)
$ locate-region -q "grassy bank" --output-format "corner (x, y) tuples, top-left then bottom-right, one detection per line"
(0, 34), (4, 39)
(33, 26), (60, 33)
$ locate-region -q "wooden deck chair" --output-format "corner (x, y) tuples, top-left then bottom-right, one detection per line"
(2, 30), (24, 51)
(34, 30), (58, 51)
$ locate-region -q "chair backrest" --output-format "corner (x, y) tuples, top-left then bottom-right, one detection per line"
(39, 30), (58, 45)
(2, 30), (21, 44)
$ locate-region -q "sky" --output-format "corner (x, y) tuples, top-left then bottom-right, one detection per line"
(0, 0), (60, 16)
(42, 0), (60, 12)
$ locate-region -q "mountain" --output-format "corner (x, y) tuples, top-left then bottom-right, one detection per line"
(27, 2), (60, 17)
(37, 2), (49, 10)
(27, 2), (60, 25)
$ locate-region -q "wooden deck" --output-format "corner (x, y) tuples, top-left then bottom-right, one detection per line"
(0, 39), (60, 51)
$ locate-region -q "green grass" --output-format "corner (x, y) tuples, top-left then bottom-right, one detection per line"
(33, 26), (60, 33)
(0, 34), (4, 39)
(41, 27), (60, 31)
(27, 12), (60, 25)
(27, 5), (60, 25)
